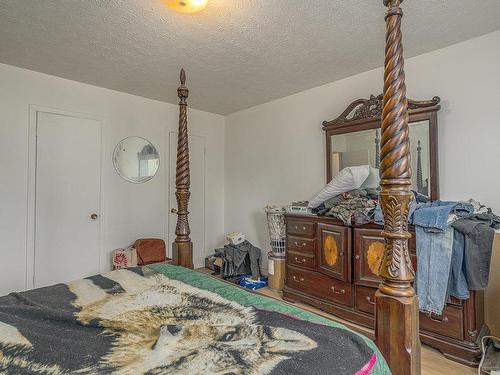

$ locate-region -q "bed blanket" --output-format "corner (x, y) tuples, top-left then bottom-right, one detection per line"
(0, 264), (390, 374)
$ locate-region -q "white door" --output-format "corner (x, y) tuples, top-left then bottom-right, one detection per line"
(34, 112), (101, 288)
(169, 133), (206, 268)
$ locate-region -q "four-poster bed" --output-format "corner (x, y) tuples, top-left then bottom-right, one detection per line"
(172, 0), (420, 373)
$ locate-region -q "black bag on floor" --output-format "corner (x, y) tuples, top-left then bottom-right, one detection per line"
(480, 336), (500, 374)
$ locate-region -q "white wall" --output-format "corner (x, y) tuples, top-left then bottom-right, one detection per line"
(0, 63), (225, 295)
(2, 30), (499, 300)
(225, 31), (500, 269)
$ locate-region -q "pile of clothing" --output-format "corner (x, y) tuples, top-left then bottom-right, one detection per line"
(309, 165), (381, 225)
(414, 200), (499, 314)
(374, 197), (500, 314)
(306, 165), (500, 316)
(213, 239), (262, 281)
(313, 189), (379, 226)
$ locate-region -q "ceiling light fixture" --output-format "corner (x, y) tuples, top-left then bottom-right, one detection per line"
(165, 0), (208, 14)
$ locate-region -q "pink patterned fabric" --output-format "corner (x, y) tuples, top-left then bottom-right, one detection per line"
(355, 353), (377, 375)
(112, 248), (137, 270)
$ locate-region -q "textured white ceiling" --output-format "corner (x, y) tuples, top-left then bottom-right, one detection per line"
(1, 0), (500, 114)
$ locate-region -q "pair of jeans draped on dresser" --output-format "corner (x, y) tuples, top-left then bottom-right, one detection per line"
(414, 201), (474, 315)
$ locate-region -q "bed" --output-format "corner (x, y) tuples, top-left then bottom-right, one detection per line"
(0, 264), (389, 374)
(0, 0), (419, 373)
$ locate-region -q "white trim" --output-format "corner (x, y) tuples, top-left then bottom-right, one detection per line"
(26, 105), (105, 289)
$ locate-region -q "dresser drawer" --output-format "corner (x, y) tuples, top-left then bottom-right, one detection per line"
(420, 305), (464, 341)
(287, 220), (316, 238)
(287, 250), (315, 270)
(355, 285), (377, 315)
(287, 235), (316, 253)
(286, 266), (353, 306)
(355, 285), (464, 341)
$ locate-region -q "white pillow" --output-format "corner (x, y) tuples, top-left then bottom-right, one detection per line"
(308, 165), (371, 209)
(360, 166), (380, 189)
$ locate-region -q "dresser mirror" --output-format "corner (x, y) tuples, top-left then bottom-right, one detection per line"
(323, 94), (441, 200)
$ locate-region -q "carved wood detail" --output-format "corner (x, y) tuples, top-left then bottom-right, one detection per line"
(375, 130), (381, 169)
(284, 214), (488, 367)
(322, 94), (440, 129)
(172, 68), (194, 269)
(375, 1), (421, 374)
(322, 93), (441, 199)
(416, 140), (425, 194)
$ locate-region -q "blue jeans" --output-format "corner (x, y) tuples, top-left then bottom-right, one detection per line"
(413, 201), (474, 231)
(449, 230), (469, 299)
(414, 201), (473, 314)
(415, 226), (454, 314)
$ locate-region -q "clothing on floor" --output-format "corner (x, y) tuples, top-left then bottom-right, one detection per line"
(479, 335), (500, 374)
(215, 240), (262, 280)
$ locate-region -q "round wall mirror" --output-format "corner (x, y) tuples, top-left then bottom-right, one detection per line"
(113, 137), (160, 183)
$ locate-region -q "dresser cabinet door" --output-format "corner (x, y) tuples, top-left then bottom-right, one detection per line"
(317, 223), (351, 282)
(354, 228), (385, 288)
(354, 228), (417, 288)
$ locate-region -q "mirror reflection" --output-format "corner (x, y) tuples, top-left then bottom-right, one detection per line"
(113, 137), (160, 183)
(329, 120), (430, 196)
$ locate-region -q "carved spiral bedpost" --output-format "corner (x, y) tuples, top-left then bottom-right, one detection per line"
(172, 68), (194, 269)
(416, 140), (424, 194)
(375, 1), (421, 374)
(375, 129), (381, 169)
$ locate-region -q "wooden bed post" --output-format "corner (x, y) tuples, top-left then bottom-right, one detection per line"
(172, 68), (194, 269)
(375, 1), (421, 374)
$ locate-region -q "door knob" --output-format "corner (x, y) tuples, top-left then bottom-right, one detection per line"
(171, 208), (178, 214)
(90, 213), (98, 220)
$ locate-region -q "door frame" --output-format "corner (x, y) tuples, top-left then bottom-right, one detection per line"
(26, 105), (105, 289)
(166, 131), (206, 267)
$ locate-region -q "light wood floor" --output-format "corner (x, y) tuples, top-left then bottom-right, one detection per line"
(196, 268), (476, 375)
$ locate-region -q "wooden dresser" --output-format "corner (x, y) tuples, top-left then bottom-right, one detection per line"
(283, 213), (488, 366)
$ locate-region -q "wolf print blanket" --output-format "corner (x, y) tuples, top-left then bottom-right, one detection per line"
(0, 265), (390, 374)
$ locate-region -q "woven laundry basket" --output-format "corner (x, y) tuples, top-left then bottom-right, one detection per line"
(265, 205), (286, 257)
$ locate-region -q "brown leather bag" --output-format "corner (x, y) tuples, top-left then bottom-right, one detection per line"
(133, 238), (166, 266)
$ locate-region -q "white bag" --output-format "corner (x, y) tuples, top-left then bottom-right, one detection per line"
(226, 232), (246, 246)
(308, 165), (373, 209)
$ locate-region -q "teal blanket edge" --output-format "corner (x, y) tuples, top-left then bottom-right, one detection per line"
(148, 263), (391, 375)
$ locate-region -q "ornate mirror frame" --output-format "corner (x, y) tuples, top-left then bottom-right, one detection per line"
(322, 94), (441, 200)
